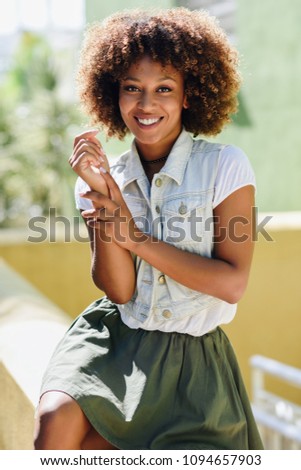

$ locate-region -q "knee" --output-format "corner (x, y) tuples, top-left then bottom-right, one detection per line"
(34, 391), (82, 450)
(34, 408), (59, 449)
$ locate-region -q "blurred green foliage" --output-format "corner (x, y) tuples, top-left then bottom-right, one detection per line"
(0, 31), (252, 230)
(0, 32), (83, 228)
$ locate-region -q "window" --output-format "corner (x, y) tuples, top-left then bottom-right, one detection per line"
(0, 0), (85, 34)
(0, 0), (85, 75)
(176, 0), (236, 42)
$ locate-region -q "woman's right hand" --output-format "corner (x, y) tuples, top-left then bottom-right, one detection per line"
(69, 129), (110, 197)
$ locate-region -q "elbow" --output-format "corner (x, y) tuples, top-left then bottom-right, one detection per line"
(223, 279), (248, 304)
(224, 291), (242, 305)
(92, 276), (135, 305)
(106, 293), (132, 305)
(106, 291), (134, 305)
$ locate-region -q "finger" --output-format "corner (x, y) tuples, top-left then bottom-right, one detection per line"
(70, 145), (105, 171)
(86, 219), (100, 229)
(84, 137), (110, 172)
(70, 154), (104, 174)
(81, 207), (107, 220)
(86, 134), (103, 149)
(71, 139), (110, 173)
(81, 208), (100, 218)
(86, 219), (111, 236)
(74, 139), (103, 154)
(82, 208), (113, 225)
(69, 148), (102, 169)
(73, 129), (99, 148)
(80, 190), (118, 213)
(73, 140), (104, 161)
(79, 190), (106, 204)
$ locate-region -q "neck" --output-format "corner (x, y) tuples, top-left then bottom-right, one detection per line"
(135, 137), (178, 163)
(140, 154), (168, 164)
(135, 128), (182, 164)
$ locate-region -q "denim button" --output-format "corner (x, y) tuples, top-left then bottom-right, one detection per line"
(155, 205), (160, 214)
(162, 309), (172, 319)
(178, 203), (187, 215)
(155, 178), (162, 187)
(158, 274), (166, 285)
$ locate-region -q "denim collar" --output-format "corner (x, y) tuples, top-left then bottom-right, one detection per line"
(118, 129), (194, 190)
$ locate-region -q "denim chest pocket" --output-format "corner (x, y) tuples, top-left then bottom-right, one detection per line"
(124, 195), (148, 231)
(162, 191), (213, 246)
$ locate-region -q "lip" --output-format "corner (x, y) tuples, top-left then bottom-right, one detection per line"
(134, 116), (163, 129)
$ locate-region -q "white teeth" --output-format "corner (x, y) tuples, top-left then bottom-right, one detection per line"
(137, 118), (160, 126)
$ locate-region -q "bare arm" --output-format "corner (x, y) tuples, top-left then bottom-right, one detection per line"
(130, 185), (255, 303)
(85, 169), (255, 305)
(70, 130), (136, 303)
(83, 216), (136, 304)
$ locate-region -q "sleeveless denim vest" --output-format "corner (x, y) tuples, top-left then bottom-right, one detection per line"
(111, 129), (226, 324)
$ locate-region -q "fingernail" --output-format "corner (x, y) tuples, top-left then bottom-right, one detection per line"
(79, 192), (86, 197)
(99, 167), (107, 174)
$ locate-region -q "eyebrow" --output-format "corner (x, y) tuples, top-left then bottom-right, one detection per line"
(122, 75), (178, 83)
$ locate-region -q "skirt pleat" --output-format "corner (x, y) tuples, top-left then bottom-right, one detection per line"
(41, 297), (263, 450)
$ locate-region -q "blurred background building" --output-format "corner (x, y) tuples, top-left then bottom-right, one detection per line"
(0, 0), (301, 450)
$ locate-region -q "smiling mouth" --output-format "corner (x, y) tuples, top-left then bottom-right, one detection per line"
(135, 117), (162, 126)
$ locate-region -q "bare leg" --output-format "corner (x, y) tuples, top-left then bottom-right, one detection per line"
(34, 391), (117, 450)
(82, 427), (118, 450)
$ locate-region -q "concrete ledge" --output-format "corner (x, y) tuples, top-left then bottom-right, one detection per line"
(0, 259), (70, 450)
(0, 362), (34, 450)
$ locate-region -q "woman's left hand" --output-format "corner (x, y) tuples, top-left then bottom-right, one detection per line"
(80, 168), (146, 250)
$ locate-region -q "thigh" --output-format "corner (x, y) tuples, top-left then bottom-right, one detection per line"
(81, 427), (118, 450)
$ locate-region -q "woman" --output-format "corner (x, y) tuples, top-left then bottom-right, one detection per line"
(34, 8), (263, 450)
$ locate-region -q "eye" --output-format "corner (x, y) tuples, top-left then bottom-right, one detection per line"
(123, 85), (140, 92)
(157, 86), (172, 93)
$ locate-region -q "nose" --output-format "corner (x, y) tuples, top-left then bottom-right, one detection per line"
(137, 91), (155, 111)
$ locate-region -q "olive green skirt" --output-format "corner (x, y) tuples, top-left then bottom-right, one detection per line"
(41, 296), (263, 450)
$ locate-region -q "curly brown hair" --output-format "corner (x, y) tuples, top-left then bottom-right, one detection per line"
(77, 7), (241, 139)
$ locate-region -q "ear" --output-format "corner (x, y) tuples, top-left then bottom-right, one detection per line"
(183, 95), (189, 109)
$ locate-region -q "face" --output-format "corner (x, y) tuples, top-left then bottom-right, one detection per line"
(119, 56), (188, 158)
